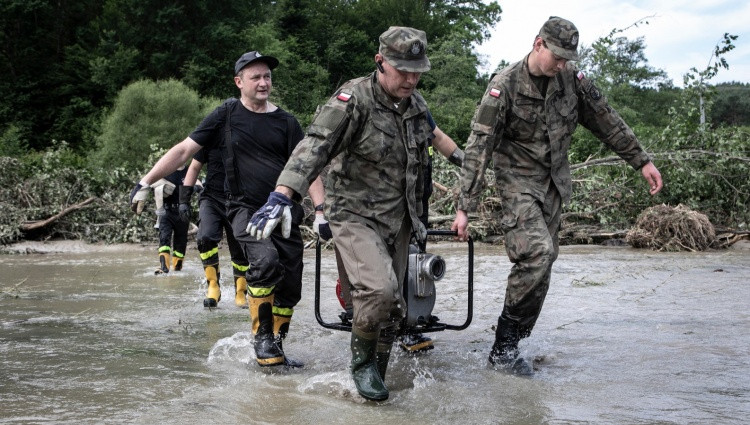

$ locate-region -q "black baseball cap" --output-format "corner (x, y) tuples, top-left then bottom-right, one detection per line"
(234, 51), (279, 75)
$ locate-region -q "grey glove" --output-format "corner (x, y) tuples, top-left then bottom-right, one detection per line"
(129, 182), (150, 215)
(448, 147), (465, 167)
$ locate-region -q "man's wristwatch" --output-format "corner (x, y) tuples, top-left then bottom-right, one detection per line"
(314, 203), (325, 212)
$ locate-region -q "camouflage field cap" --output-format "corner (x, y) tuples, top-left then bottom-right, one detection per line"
(379, 26), (431, 73)
(539, 16), (579, 61)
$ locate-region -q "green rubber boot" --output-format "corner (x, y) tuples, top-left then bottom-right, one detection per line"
(351, 327), (389, 401)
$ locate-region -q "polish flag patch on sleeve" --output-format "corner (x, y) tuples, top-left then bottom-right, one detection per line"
(489, 88), (501, 98)
(337, 91), (352, 102)
(577, 71), (585, 81)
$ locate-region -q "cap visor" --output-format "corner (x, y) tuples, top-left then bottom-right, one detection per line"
(384, 57), (431, 73)
(548, 44), (578, 61)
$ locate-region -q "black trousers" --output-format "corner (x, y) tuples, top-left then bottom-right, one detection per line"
(158, 207), (188, 257)
(228, 204), (304, 310)
(196, 194), (247, 272)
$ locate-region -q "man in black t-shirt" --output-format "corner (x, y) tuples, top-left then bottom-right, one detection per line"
(130, 51), (326, 368)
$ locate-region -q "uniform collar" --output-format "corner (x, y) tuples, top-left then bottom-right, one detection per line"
(519, 55), (564, 99)
(370, 71), (427, 118)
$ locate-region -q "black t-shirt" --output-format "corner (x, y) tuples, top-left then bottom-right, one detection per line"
(189, 99), (304, 210)
(193, 145), (226, 199)
(163, 167), (187, 205)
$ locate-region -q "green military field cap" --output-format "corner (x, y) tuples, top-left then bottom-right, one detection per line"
(539, 16), (580, 60)
(379, 26), (431, 73)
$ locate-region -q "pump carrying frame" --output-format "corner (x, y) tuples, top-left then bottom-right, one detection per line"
(313, 229), (474, 333)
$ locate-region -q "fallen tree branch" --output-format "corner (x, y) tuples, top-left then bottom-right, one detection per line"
(19, 197), (97, 232)
(571, 149), (750, 172)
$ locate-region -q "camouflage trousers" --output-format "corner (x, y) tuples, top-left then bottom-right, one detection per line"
(499, 185), (562, 338)
(329, 218), (411, 333)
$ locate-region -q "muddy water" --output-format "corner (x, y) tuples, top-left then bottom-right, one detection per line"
(1, 241), (748, 424)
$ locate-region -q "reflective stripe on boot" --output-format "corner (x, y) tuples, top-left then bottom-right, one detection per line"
(203, 265), (220, 308)
(351, 327), (389, 401)
(248, 294), (283, 366)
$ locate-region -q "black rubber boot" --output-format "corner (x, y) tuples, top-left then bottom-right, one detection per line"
(273, 314), (304, 368)
(248, 294), (284, 367)
(351, 328), (389, 401)
(488, 315), (534, 376)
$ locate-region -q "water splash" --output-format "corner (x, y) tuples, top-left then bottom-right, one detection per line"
(207, 331), (254, 364)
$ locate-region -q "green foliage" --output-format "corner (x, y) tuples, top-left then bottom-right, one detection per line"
(711, 83), (750, 126)
(91, 79), (215, 170)
(421, 33), (486, 145)
(0, 124), (28, 157)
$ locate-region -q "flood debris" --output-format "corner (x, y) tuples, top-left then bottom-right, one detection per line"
(626, 204), (715, 252)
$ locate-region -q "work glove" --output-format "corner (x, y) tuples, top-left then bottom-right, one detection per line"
(178, 186), (194, 223)
(448, 147), (465, 167)
(247, 191), (293, 240)
(313, 214), (333, 241)
(129, 182), (150, 215)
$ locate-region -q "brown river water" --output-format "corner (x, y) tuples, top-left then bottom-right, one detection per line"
(1, 239), (749, 424)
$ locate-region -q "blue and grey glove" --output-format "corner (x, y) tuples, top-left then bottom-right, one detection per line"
(313, 214), (333, 241)
(247, 191), (294, 240)
(129, 181), (150, 215)
(178, 186), (194, 223)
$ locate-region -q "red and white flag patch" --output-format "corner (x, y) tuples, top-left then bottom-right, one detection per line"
(337, 91), (352, 102)
(577, 71), (585, 81)
(489, 88), (501, 98)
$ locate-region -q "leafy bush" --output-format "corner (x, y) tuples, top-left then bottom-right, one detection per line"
(91, 79), (219, 170)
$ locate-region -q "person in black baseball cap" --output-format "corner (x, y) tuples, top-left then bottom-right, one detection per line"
(129, 47), (326, 369)
(234, 51), (279, 76)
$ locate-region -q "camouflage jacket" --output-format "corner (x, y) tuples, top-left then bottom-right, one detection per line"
(458, 56), (651, 210)
(277, 72), (432, 244)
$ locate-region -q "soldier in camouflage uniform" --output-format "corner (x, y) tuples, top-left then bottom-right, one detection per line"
(249, 27), (433, 401)
(452, 17), (663, 376)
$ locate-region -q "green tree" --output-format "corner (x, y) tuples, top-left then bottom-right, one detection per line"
(92, 79), (218, 170)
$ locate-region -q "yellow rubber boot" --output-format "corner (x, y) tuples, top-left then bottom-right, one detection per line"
(171, 256), (184, 271)
(155, 252), (170, 275)
(203, 265), (221, 308)
(248, 294), (283, 366)
(273, 313), (303, 368)
(234, 276), (248, 308)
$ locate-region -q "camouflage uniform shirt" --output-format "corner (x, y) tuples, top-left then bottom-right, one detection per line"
(458, 57), (651, 211)
(277, 72), (432, 244)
